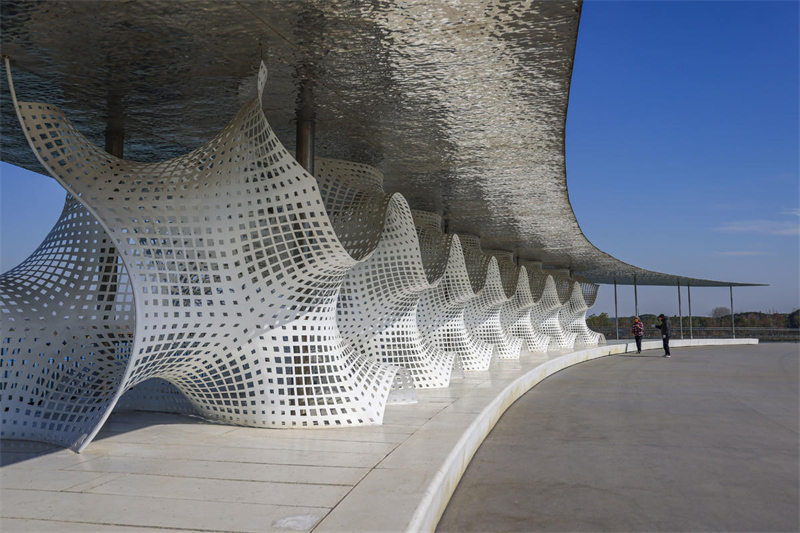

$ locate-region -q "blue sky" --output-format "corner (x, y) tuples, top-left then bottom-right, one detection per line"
(1, 0), (798, 317)
(566, 0), (799, 316)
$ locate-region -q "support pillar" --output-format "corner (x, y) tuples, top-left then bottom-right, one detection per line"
(614, 279), (619, 341)
(677, 279), (683, 339)
(296, 78), (315, 175)
(730, 285), (735, 339)
(103, 98), (124, 292)
(104, 93), (125, 158)
(688, 282), (693, 339)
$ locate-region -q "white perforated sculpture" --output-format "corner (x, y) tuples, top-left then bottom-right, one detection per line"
(500, 263), (542, 357)
(518, 260), (553, 353)
(336, 195), (454, 390)
(0, 196), (135, 448)
(412, 211), (465, 379)
(415, 216), (493, 372)
(562, 280), (605, 346)
(529, 267), (576, 351)
(461, 238), (523, 360)
(550, 270), (580, 350)
(4, 61), (403, 450)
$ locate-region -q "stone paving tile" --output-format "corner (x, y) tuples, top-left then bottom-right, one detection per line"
(314, 467), (438, 533)
(83, 473), (351, 508)
(82, 440), (389, 469)
(64, 455), (369, 486)
(0, 468), (112, 492)
(1, 489), (329, 533)
(1, 518), (191, 533)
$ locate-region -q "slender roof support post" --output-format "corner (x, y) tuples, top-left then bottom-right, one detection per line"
(677, 279), (683, 340)
(730, 285), (735, 339)
(103, 93), (124, 293)
(634, 274), (639, 318)
(614, 279), (619, 341)
(104, 84), (125, 159)
(688, 282), (693, 339)
(296, 78), (315, 175)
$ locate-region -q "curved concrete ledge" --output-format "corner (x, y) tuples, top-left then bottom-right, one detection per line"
(315, 338), (758, 533)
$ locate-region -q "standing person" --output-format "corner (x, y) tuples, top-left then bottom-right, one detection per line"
(652, 314), (671, 357)
(631, 316), (644, 354)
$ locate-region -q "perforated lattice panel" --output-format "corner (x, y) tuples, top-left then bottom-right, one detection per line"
(547, 271), (578, 350)
(529, 273), (575, 352)
(411, 211), (451, 285)
(500, 265), (543, 356)
(313, 157), (388, 262)
(315, 156), (420, 400)
(462, 241), (523, 360)
(7, 62), (401, 449)
(518, 261), (554, 353)
(337, 196), (453, 390)
(416, 223), (493, 372)
(0, 196), (134, 450)
(562, 281), (605, 347)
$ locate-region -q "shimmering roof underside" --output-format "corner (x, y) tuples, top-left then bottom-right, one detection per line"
(0, 0), (759, 287)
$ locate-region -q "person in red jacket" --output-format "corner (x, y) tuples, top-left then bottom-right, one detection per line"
(631, 316), (644, 354)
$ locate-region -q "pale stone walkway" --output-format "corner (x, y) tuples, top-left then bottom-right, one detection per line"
(437, 343), (800, 532)
(0, 352), (561, 533)
(0, 340), (760, 533)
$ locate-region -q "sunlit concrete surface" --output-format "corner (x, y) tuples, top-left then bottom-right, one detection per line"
(0, 339), (761, 533)
(437, 343), (799, 533)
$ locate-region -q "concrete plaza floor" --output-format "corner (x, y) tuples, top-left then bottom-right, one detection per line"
(0, 339), (764, 533)
(437, 343), (800, 533)
(0, 349), (572, 533)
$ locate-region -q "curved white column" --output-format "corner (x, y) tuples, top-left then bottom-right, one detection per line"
(461, 239), (523, 360)
(336, 197), (454, 390)
(412, 211), (464, 379)
(551, 270), (579, 350)
(0, 196), (135, 449)
(528, 268), (576, 351)
(6, 62), (401, 449)
(500, 262), (543, 357)
(415, 217), (493, 372)
(562, 280), (606, 346)
(518, 260), (553, 353)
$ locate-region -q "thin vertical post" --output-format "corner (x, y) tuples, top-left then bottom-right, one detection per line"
(688, 282), (693, 339)
(634, 275), (639, 318)
(105, 120), (125, 158)
(614, 279), (619, 341)
(730, 285), (735, 339)
(677, 279), (683, 339)
(296, 78), (315, 175)
(104, 71), (125, 159)
(103, 98), (124, 294)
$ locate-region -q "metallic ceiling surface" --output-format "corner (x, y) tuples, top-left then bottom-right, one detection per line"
(0, 0), (758, 287)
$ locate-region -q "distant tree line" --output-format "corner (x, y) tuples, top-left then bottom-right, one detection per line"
(587, 309), (800, 330)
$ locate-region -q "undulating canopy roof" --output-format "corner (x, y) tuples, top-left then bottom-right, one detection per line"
(0, 0), (761, 286)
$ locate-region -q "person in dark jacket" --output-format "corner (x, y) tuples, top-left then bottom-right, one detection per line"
(652, 314), (671, 357)
(631, 316), (644, 353)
